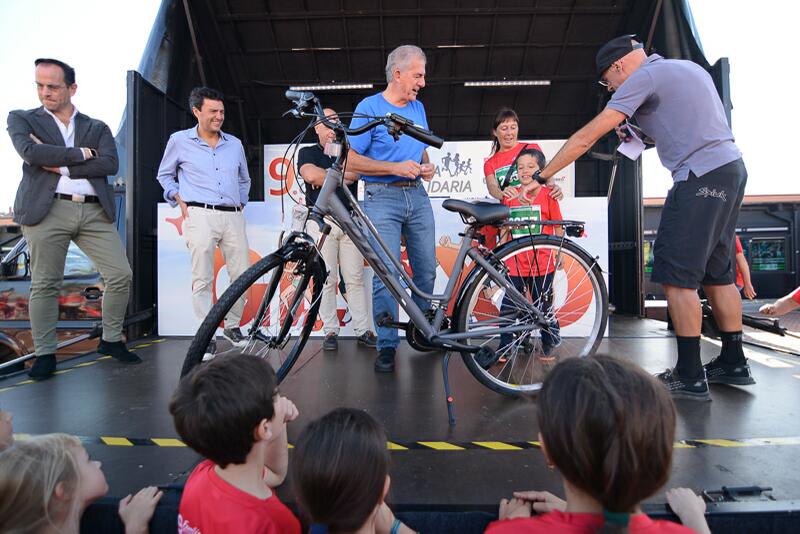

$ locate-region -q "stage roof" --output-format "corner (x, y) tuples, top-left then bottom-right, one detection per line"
(139, 0), (710, 147)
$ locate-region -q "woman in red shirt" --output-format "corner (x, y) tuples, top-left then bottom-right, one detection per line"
(485, 356), (710, 534)
(482, 108), (562, 250)
(484, 108), (543, 202)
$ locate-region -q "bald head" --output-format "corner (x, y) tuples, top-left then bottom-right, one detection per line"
(314, 108), (338, 146)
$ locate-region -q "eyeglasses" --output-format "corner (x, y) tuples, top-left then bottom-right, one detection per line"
(598, 79), (610, 88)
(35, 82), (68, 91)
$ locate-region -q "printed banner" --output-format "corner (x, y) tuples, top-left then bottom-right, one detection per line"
(155, 141), (593, 337)
(264, 140), (574, 201)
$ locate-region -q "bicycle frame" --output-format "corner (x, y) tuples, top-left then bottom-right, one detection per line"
(295, 134), (542, 353)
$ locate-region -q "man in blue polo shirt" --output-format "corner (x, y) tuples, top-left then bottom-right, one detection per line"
(530, 35), (751, 401)
(346, 44), (436, 372)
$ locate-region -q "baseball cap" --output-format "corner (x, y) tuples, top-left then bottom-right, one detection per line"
(596, 35), (643, 76)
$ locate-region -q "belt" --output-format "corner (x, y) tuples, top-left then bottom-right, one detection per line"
(54, 193), (100, 203)
(185, 201), (240, 212)
(386, 180), (420, 187)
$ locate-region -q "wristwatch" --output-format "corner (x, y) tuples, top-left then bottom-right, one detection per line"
(533, 170), (548, 185)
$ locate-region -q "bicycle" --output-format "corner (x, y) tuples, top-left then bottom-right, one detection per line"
(180, 91), (608, 424)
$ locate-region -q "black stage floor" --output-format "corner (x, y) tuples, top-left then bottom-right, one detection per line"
(2, 316), (800, 509)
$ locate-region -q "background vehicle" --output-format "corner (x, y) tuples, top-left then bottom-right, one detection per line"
(0, 188), (126, 373)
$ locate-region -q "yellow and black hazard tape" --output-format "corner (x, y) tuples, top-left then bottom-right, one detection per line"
(0, 339), (167, 394)
(11, 434), (800, 451)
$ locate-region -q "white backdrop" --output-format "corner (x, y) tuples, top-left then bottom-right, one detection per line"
(157, 140), (606, 336)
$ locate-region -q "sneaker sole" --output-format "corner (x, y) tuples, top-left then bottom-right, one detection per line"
(98, 350), (143, 365)
(374, 365), (395, 373)
(670, 389), (712, 401)
(222, 336), (248, 347)
(707, 376), (756, 386)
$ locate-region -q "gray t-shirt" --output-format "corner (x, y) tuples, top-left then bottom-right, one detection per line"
(607, 54), (741, 182)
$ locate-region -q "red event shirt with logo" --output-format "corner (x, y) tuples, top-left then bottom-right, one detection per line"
(483, 142), (543, 189)
(178, 460), (301, 534)
(485, 510), (696, 534)
(502, 186), (563, 277)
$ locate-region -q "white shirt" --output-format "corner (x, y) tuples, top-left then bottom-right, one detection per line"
(43, 106), (97, 196)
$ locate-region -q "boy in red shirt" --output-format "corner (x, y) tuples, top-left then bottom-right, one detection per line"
(170, 354), (301, 534)
(733, 236), (756, 299)
(485, 357), (709, 534)
(492, 147), (563, 361)
(760, 286), (800, 316)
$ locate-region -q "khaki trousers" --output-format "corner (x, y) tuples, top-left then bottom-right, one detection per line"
(308, 220), (371, 336)
(183, 206), (250, 327)
(22, 199), (132, 355)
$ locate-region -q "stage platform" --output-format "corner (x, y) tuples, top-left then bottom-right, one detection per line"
(2, 315), (800, 530)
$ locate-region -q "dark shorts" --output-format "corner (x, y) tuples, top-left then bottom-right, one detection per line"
(651, 158), (747, 289)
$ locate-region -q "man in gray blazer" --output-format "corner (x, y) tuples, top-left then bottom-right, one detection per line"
(6, 58), (139, 380)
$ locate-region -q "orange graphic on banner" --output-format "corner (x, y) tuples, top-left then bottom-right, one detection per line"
(268, 157), (296, 196)
(276, 264), (323, 332)
(212, 249), (265, 326)
(555, 255), (592, 328)
(437, 239), (593, 328)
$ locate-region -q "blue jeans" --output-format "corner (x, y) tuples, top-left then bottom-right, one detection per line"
(362, 182), (436, 351)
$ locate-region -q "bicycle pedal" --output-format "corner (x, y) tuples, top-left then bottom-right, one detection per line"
(475, 346), (500, 369)
(376, 312), (406, 329)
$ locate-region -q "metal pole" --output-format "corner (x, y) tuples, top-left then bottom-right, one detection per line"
(645, 0), (664, 53)
(0, 327), (100, 372)
(182, 0), (208, 86)
(607, 155), (620, 203)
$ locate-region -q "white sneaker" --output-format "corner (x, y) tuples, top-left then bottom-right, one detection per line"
(202, 340), (217, 362)
(222, 328), (247, 347)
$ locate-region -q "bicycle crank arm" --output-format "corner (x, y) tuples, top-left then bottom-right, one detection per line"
(376, 312), (408, 330)
(427, 335), (481, 353)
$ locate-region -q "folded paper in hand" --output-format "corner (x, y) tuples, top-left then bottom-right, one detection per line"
(616, 128), (645, 160)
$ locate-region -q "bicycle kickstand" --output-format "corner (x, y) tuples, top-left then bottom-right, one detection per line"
(441, 352), (457, 426)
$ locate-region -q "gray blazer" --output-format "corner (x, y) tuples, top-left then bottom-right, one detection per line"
(6, 107), (118, 226)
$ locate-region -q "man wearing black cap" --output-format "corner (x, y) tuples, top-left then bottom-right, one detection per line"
(528, 35), (750, 401)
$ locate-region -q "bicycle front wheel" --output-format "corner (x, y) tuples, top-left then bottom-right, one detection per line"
(180, 245), (325, 382)
(455, 235), (608, 396)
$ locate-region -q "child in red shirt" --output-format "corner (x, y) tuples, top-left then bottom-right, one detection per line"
(494, 147), (563, 360)
(733, 236), (756, 299)
(485, 356), (710, 534)
(759, 286), (800, 316)
(170, 354), (301, 534)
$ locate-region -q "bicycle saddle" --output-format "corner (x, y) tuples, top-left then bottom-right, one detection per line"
(442, 199), (510, 225)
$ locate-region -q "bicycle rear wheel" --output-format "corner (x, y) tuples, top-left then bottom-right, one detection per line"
(455, 235), (607, 396)
(180, 243), (325, 382)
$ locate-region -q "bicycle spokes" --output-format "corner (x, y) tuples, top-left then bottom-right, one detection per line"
(459, 238), (606, 393)
(213, 259), (324, 372)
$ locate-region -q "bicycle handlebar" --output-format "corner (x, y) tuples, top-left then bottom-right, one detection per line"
(387, 113), (444, 148)
(284, 90), (444, 149)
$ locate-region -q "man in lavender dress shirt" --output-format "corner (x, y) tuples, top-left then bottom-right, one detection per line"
(156, 87), (251, 358)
